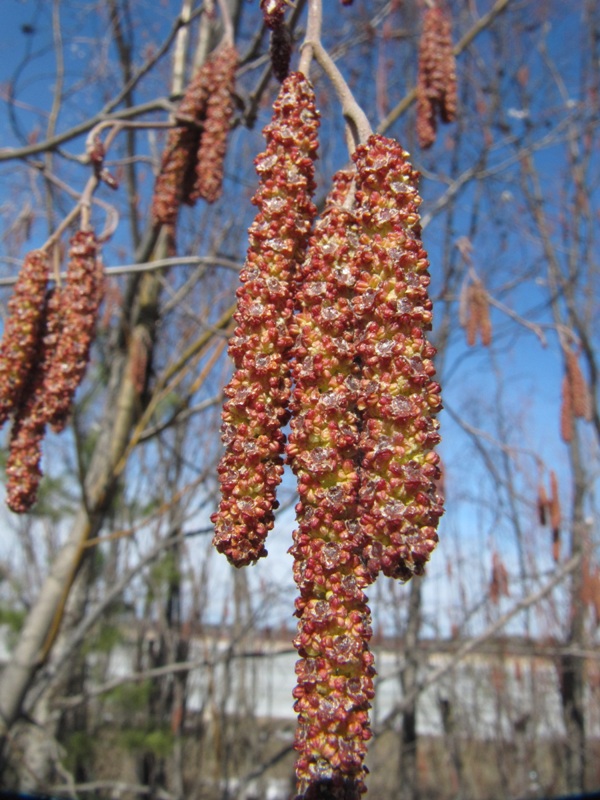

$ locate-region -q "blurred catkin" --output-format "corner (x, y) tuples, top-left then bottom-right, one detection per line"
(416, 7), (457, 149)
(42, 230), (104, 432)
(6, 289), (61, 513)
(191, 44), (238, 204)
(0, 250), (49, 428)
(151, 54), (214, 225)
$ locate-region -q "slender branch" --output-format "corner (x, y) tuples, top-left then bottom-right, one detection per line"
(379, 553), (581, 728)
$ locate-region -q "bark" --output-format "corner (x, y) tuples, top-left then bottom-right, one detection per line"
(560, 430), (587, 792)
(397, 578), (423, 800)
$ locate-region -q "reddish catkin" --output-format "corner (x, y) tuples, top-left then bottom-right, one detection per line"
(464, 281), (491, 347)
(560, 374), (574, 443)
(151, 55), (214, 225)
(566, 349), (592, 420)
(5, 289), (61, 513)
(43, 231), (104, 432)
(352, 135), (444, 581)
(416, 7), (457, 149)
(211, 73), (319, 567)
(0, 250), (49, 428)
(191, 44), (238, 204)
(288, 171), (375, 799)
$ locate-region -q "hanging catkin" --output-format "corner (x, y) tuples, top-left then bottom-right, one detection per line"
(212, 72), (319, 566)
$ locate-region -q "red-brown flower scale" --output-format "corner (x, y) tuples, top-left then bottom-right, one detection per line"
(0, 250), (49, 428)
(416, 7), (457, 149)
(6, 289), (61, 513)
(352, 134), (443, 581)
(151, 57), (214, 225)
(288, 171), (375, 799)
(191, 44), (237, 204)
(212, 72), (319, 567)
(43, 231), (104, 432)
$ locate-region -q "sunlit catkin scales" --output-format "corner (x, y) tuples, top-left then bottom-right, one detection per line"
(0, 250), (49, 428)
(212, 72), (319, 567)
(43, 230), (104, 432)
(352, 135), (444, 581)
(288, 172), (374, 799)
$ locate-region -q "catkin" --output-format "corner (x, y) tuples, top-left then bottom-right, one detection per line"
(352, 135), (443, 581)
(42, 231), (104, 432)
(288, 172), (374, 798)
(191, 45), (238, 204)
(416, 7), (457, 149)
(212, 73), (319, 567)
(0, 250), (49, 428)
(6, 289), (61, 513)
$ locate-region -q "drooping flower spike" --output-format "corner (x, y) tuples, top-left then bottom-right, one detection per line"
(416, 6), (457, 149)
(6, 289), (61, 513)
(191, 44), (238, 204)
(352, 134), (443, 581)
(288, 170), (375, 799)
(42, 230), (104, 432)
(0, 250), (49, 429)
(151, 54), (215, 225)
(212, 72), (319, 566)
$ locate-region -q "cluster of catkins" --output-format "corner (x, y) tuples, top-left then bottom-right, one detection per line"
(152, 44), (237, 227)
(212, 71), (443, 799)
(416, 5), (457, 149)
(0, 232), (104, 512)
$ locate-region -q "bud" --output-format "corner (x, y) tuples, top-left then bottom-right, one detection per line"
(464, 280), (491, 347)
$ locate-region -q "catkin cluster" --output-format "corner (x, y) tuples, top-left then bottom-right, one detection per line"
(416, 6), (457, 149)
(0, 232), (104, 512)
(152, 44), (237, 225)
(212, 107), (443, 794)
